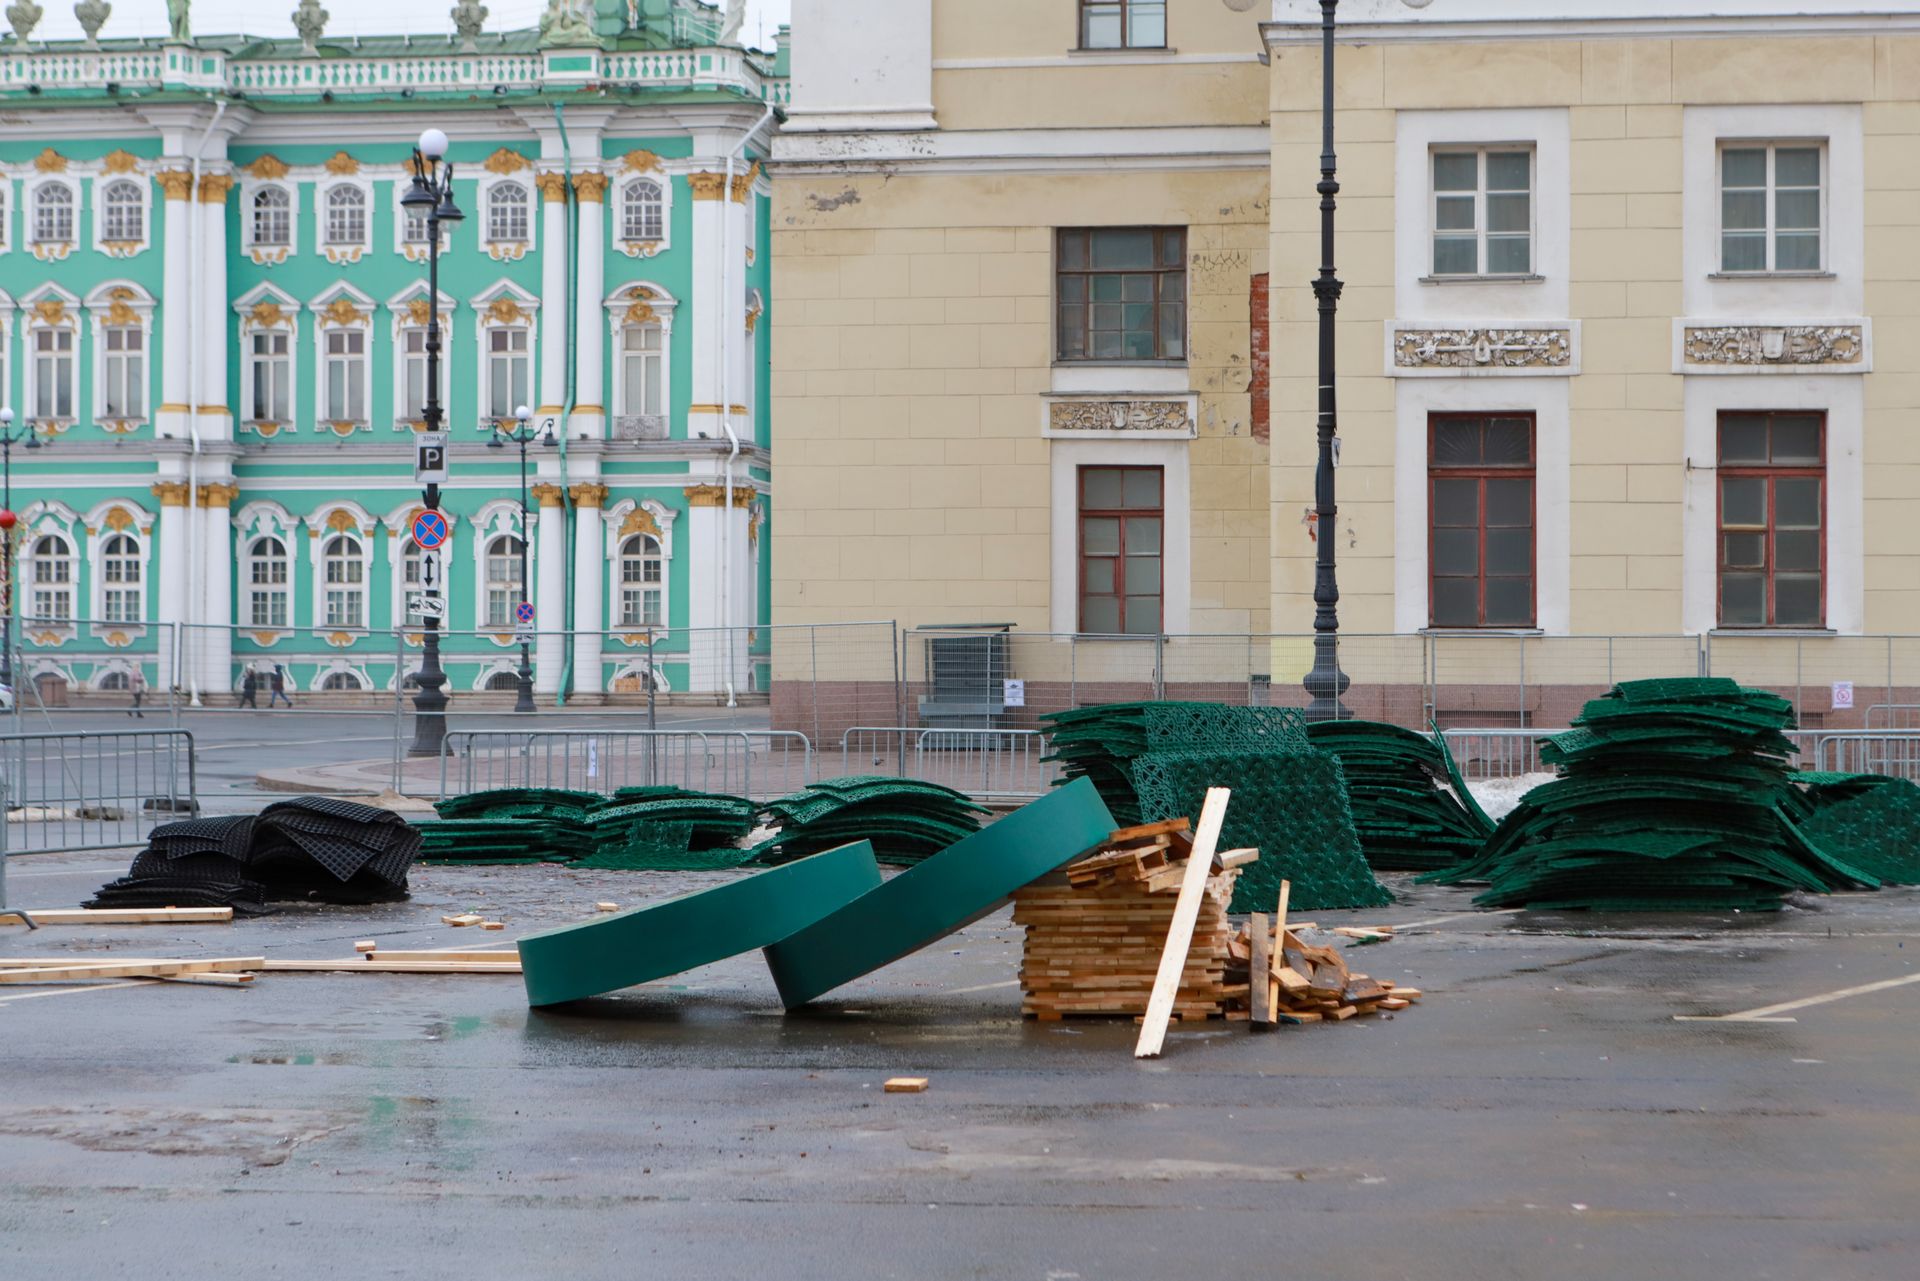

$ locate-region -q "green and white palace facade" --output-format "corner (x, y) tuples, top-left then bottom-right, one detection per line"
(0, 1), (781, 703)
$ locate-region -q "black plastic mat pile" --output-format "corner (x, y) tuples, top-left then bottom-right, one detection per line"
(88, 815), (271, 914)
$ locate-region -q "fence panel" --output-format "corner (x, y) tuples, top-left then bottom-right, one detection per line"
(0, 729), (197, 857)
(439, 729), (812, 801)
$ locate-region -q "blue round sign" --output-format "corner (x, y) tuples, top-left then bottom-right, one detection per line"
(411, 509), (450, 551)
(515, 601), (536, 625)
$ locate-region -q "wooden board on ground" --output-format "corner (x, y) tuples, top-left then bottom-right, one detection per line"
(883, 1077), (929, 1093)
(0, 907), (234, 926)
(0, 956), (266, 984)
(261, 958), (522, 973)
(1134, 787), (1230, 1059)
(1248, 911), (1272, 1031)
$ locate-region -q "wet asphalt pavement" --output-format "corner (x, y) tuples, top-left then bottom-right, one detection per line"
(1, 852), (1916, 1281)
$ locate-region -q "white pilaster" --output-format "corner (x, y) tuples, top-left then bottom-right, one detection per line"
(150, 484), (190, 694)
(573, 171), (607, 437)
(570, 483), (607, 698)
(537, 172), (569, 418)
(196, 486), (234, 695)
(156, 166), (193, 435)
(533, 485), (567, 695)
(688, 168), (729, 426)
(684, 495), (725, 695)
(196, 172), (233, 441)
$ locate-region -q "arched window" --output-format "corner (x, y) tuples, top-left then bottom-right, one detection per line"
(324, 185), (366, 246)
(485, 535), (524, 628)
(100, 533), (143, 623)
(248, 536), (289, 628)
(102, 179), (143, 242)
(620, 323), (662, 417)
(321, 670), (364, 692)
(618, 534), (663, 627)
(99, 670), (132, 692)
(34, 184), (74, 243)
(485, 670), (521, 692)
(621, 179), (663, 242)
(29, 534), (74, 621)
(487, 183), (529, 243)
(252, 186), (290, 247)
(322, 534), (365, 628)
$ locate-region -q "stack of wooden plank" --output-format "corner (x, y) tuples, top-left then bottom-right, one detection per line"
(1230, 896), (1421, 1026)
(1015, 818), (1250, 1022)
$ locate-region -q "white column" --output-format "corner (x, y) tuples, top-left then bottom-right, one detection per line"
(683, 489), (725, 696)
(572, 171), (607, 438)
(537, 171), (569, 420)
(533, 484), (567, 695)
(196, 484), (235, 697)
(196, 172), (233, 441)
(150, 483), (190, 694)
(570, 483), (607, 700)
(155, 167), (193, 436)
(688, 169), (729, 435)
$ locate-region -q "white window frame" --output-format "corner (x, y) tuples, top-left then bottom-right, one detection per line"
(601, 499), (678, 638)
(323, 328), (368, 424)
(475, 174), (537, 261)
(1049, 440), (1190, 635)
(90, 518), (150, 629)
(235, 287), (300, 436)
(386, 290), (453, 429)
(486, 181), (530, 245)
(310, 661), (373, 694)
(1715, 139), (1827, 277)
(22, 288), (81, 425)
(602, 285), (678, 426)
(616, 175), (671, 257)
(616, 533), (666, 628)
(468, 499), (528, 637)
(471, 284), (540, 426)
(308, 290), (375, 434)
(391, 177), (451, 264)
(86, 282), (156, 428)
(246, 534), (292, 630)
(384, 502), (454, 633)
(0, 184), (11, 256)
(94, 176), (149, 256)
(25, 529), (76, 624)
(241, 180), (298, 264)
(100, 325), (146, 420)
(27, 177), (77, 259)
(316, 178), (372, 264)
(1428, 145), (1535, 280)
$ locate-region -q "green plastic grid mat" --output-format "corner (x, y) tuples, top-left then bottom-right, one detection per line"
(1792, 776), (1920, 885)
(1306, 720), (1493, 872)
(518, 841), (886, 1007)
(751, 776), (990, 868)
(1130, 749), (1392, 913)
(763, 775), (1116, 1008)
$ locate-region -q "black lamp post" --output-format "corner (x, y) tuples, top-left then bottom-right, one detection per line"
(0, 407), (46, 701)
(1303, 0), (1351, 721)
(489, 405), (553, 714)
(402, 127), (463, 757)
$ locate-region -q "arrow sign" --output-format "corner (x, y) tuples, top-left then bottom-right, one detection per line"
(420, 554), (440, 590)
(411, 509), (450, 551)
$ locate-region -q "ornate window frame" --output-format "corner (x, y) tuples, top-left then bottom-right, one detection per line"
(471, 280), (540, 427)
(239, 161), (299, 265)
(0, 182), (11, 258)
(0, 290), (13, 400)
(604, 283), (677, 433)
(383, 500), (453, 639)
(391, 176), (451, 264)
(24, 172), (78, 261)
(602, 497), (677, 639)
(308, 284), (376, 436)
(20, 284), (81, 431)
(82, 498), (153, 641)
(315, 170), (373, 265)
(20, 500), (80, 640)
(234, 284), (301, 437)
(615, 171), (671, 258)
(306, 501), (377, 640)
(93, 171), (150, 259)
(84, 280), (156, 434)
(469, 498), (528, 643)
(234, 501), (299, 640)
(385, 285), (454, 431)
(475, 151), (537, 262)
(311, 660), (374, 694)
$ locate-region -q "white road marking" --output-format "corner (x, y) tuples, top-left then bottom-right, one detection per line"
(1675, 971), (1920, 1023)
(4, 865), (125, 878)
(949, 978), (1020, 995)
(1386, 908), (1522, 931)
(0, 979), (155, 1004)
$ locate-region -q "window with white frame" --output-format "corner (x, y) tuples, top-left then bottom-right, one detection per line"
(324, 186), (366, 247)
(487, 183), (529, 244)
(322, 534), (365, 628)
(249, 330), (291, 422)
(32, 328), (76, 420)
(402, 202), (431, 246)
(247, 536), (289, 628)
(33, 184), (74, 244)
(102, 325), (144, 418)
(485, 535), (525, 628)
(321, 670), (365, 692)
(622, 179), (664, 242)
(101, 179), (143, 243)
(1720, 142), (1824, 274)
(618, 534), (663, 627)
(252, 186), (291, 247)
(401, 543), (426, 627)
(401, 327), (429, 420)
(1431, 147), (1533, 277)
(486, 327), (530, 419)
(620, 323), (663, 417)
(100, 533), (142, 623)
(29, 533), (73, 621)
(0, 185), (9, 249)
(323, 329), (366, 422)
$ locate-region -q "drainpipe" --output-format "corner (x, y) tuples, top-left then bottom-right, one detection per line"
(184, 97), (228, 708)
(552, 102), (578, 706)
(719, 102), (775, 709)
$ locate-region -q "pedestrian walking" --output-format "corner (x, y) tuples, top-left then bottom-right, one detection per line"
(268, 664), (293, 709)
(127, 667), (146, 719)
(239, 668), (259, 709)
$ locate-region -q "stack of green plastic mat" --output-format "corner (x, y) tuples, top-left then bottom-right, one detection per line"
(1789, 773), (1920, 886)
(417, 789), (600, 865)
(1426, 678), (1877, 911)
(416, 786), (757, 870)
(750, 777), (990, 867)
(1305, 720), (1494, 871)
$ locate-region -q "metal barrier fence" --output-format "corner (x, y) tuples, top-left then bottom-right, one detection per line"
(838, 726), (1059, 802)
(438, 729), (814, 801)
(0, 729), (198, 866)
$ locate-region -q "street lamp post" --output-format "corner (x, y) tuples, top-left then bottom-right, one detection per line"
(1303, 0), (1351, 721)
(402, 128), (463, 757)
(488, 405), (553, 714)
(0, 407), (46, 702)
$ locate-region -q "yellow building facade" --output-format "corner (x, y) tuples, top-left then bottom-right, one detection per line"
(773, 1), (1920, 729)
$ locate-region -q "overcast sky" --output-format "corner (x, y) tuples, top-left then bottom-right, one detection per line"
(26, 1), (793, 49)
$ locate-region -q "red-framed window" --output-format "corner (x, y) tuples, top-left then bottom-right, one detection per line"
(1718, 410), (1824, 628)
(1079, 465), (1163, 635)
(1429, 413), (1536, 628)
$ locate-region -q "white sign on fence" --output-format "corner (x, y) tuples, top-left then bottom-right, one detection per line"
(1832, 681), (1855, 711)
(1003, 679), (1026, 708)
(587, 739), (599, 780)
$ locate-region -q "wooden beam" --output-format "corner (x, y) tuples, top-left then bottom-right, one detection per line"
(364, 948), (519, 962)
(0, 907), (234, 926)
(1134, 787), (1230, 1059)
(259, 959), (522, 974)
(0, 957), (266, 984)
(1248, 911), (1273, 1032)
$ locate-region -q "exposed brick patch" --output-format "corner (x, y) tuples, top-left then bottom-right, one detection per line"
(1249, 272), (1270, 444)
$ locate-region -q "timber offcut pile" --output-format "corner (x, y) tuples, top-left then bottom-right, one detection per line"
(1233, 909), (1420, 1026)
(1014, 819), (1248, 1022)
